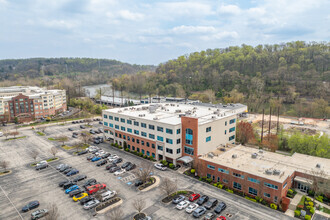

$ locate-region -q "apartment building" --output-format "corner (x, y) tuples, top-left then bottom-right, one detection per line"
(0, 86), (67, 123)
(102, 103), (247, 165)
(197, 145), (330, 206)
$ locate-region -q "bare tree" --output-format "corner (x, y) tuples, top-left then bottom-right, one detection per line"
(14, 125), (19, 133)
(50, 147), (58, 159)
(11, 131), (19, 138)
(3, 128), (10, 139)
(106, 208), (124, 220)
(73, 141), (85, 153)
(133, 162), (153, 183)
(79, 132), (91, 145)
(45, 203), (60, 220)
(56, 135), (68, 146)
(160, 177), (177, 197)
(0, 161), (10, 172)
(30, 149), (39, 162)
(39, 126), (47, 134)
(132, 198), (146, 214)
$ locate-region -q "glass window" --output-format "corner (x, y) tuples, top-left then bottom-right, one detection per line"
(264, 182), (278, 190)
(149, 134), (155, 139)
(264, 193), (270, 198)
(141, 123), (146, 128)
(166, 148), (173, 154)
(283, 182), (287, 189)
(166, 138), (173, 144)
(229, 127), (235, 133)
(157, 145), (163, 151)
(152, 144), (155, 149)
(207, 165), (215, 170)
(115, 125), (119, 129)
(233, 182), (242, 190)
(206, 136), (211, 142)
(103, 114), (108, 119)
(142, 149), (145, 154)
(248, 177), (260, 184)
(127, 119), (132, 124)
(132, 146), (135, 151)
(146, 142), (150, 147)
(177, 148), (181, 154)
(225, 130), (227, 135)
(233, 173), (244, 179)
(218, 168), (229, 174)
(137, 148), (140, 152)
(127, 136), (130, 141)
(121, 126), (125, 131)
(141, 140), (144, 145)
(229, 135), (235, 141)
(120, 118), (125, 123)
(115, 117), (119, 121)
(184, 146), (194, 155)
(104, 122), (108, 126)
(225, 121), (227, 126)
(147, 151), (150, 156)
(134, 130), (139, 135)
(132, 138), (135, 142)
(157, 126), (163, 132)
(136, 139), (140, 144)
(230, 119), (236, 124)
(207, 173), (211, 178)
(141, 132), (147, 137)
(249, 187), (258, 196)
(109, 116), (113, 120)
(127, 128), (132, 133)
(134, 121), (139, 126)
(123, 135), (126, 139)
(176, 139), (181, 144)
(223, 179), (228, 183)
(149, 125), (155, 130)
(177, 129), (181, 134)
(206, 127), (211, 132)
(152, 153), (155, 157)
(185, 128), (193, 145)
(119, 134), (122, 138)
(166, 128), (173, 134)
(157, 136), (164, 142)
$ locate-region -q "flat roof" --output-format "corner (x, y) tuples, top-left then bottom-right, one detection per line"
(200, 145), (330, 183)
(103, 103), (247, 125)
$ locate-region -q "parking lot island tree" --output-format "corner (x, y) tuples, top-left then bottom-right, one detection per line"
(45, 203), (60, 220)
(106, 208), (124, 220)
(10, 131), (19, 139)
(236, 121), (256, 145)
(132, 198), (146, 215)
(160, 177), (177, 197)
(0, 160), (10, 172)
(56, 135), (69, 146)
(80, 132), (91, 145)
(2, 128), (10, 139)
(133, 162), (153, 184)
(50, 146), (58, 159)
(29, 149), (39, 163)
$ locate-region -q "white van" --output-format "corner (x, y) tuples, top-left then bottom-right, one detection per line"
(0, 132), (3, 137)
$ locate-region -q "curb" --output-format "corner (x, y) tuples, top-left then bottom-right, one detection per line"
(0, 170), (12, 177)
(95, 198), (123, 214)
(140, 176), (160, 192)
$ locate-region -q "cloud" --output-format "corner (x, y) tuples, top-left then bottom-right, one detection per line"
(201, 31), (239, 41)
(117, 10), (144, 21)
(218, 4), (241, 15)
(157, 1), (214, 17)
(172, 25), (216, 34)
(39, 19), (80, 30)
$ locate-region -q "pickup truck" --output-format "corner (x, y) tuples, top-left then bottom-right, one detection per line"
(86, 183), (106, 194)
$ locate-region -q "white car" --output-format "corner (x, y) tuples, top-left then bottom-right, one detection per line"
(154, 163), (167, 171)
(108, 155), (119, 162)
(95, 150), (105, 156)
(83, 199), (100, 210)
(36, 160), (48, 166)
(88, 146), (99, 152)
(114, 168), (126, 176)
(101, 190), (117, 201)
(185, 203), (199, 213)
(176, 200), (190, 210)
(0, 132), (3, 137)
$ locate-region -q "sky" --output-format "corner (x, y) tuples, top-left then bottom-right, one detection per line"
(0, 0), (329, 65)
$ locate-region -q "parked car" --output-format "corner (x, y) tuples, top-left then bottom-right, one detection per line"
(94, 139), (100, 144)
(87, 155), (94, 161)
(73, 175), (87, 183)
(101, 153), (111, 159)
(68, 128), (74, 131)
(60, 165), (72, 172)
(58, 180), (71, 187)
(154, 163), (167, 171)
(22, 201), (40, 212)
(112, 158), (123, 164)
(83, 178), (97, 188)
(77, 150), (88, 155)
(86, 183), (106, 194)
(94, 130), (100, 134)
(95, 150), (105, 156)
(72, 133), (78, 138)
(91, 157), (101, 162)
(65, 185), (79, 194)
(197, 195), (209, 205)
(204, 198), (218, 210)
(80, 196), (94, 205)
(121, 162), (132, 169)
(204, 212), (215, 220)
(31, 209), (48, 220)
(214, 202), (226, 214)
(107, 155), (118, 161)
(172, 195), (185, 204)
(73, 192), (88, 202)
(72, 121), (76, 124)
(81, 132), (87, 136)
(189, 193), (201, 202)
(186, 203), (199, 213)
(66, 169), (79, 176)
(114, 168), (126, 176)
(101, 190), (117, 201)
(63, 182), (75, 189)
(99, 121), (103, 124)
(109, 166), (120, 173)
(216, 217), (226, 220)
(193, 207), (207, 218)
(96, 159), (107, 166)
(90, 130), (96, 134)
(56, 164), (66, 170)
(69, 189), (84, 197)
(63, 168), (73, 174)
(105, 163), (117, 170)
(125, 163), (136, 171)
(98, 128), (103, 133)
(135, 179), (143, 187)
(35, 163), (48, 170)
(176, 200), (190, 210)
(80, 125), (85, 129)
(36, 161), (47, 166)
(83, 199), (100, 210)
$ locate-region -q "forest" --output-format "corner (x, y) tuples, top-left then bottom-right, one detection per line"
(112, 41), (330, 118)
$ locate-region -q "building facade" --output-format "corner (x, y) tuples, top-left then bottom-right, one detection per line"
(0, 86), (67, 123)
(102, 103), (247, 165)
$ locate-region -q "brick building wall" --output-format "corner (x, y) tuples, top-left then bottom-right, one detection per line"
(181, 116), (199, 159)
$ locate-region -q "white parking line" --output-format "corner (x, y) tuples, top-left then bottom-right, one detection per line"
(0, 186), (24, 220)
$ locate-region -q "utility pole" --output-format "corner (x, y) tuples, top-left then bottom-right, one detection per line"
(276, 107), (280, 135)
(261, 109), (264, 142)
(268, 107), (272, 138)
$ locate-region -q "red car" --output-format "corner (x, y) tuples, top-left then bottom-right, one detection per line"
(86, 183), (106, 194)
(217, 216), (226, 220)
(189, 193), (201, 201)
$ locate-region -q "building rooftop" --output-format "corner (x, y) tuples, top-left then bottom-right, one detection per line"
(200, 145), (330, 183)
(104, 103), (247, 125)
(0, 86), (64, 98)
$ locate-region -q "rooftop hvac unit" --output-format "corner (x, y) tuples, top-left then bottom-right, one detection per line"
(259, 150), (264, 153)
(213, 111), (218, 114)
(179, 114), (185, 117)
(136, 108), (141, 111)
(251, 153), (258, 158)
(316, 163), (321, 168)
(153, 117), (159, 120)
(265, 169), (272, 175)
(175, 109), (182, 113)
(124, 108), (128, 110)
(223, 105), (227, 108)
(166, 109), (169, 111)
(138, 114), (145, 117)
(193, 107), (197, 110)
(273, 170), (281, 175)
(212, 116), (216, 119)
(165, 104), (169, 106)
(118, 110), (122, 113)
(142, 106), (148, 110)
(232, 154), (237, 158)
(220, 148), (226, 152)
(161, 107), (165, 110)
(208, 153), (215, 158)
(208, 108), (211, 110)
(177, 105), (179, 107)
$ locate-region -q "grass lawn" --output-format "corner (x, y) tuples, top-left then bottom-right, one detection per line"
(61, 145), (74, 150)
(36, 131), (45, 136)
(0, 171), (11, 176)
(320, 206), (330, 214)
(48, 137), (58, 141)
(5, 136), (27, 141)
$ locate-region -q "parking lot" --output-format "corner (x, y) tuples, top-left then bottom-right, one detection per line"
(0, 121), (293, 220)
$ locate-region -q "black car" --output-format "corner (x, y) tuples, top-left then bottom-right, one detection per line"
(99, 121), (102, 124)
(87, 155), (94, 161)
(58, 180), (70, 187)
(94, 139), (100, 144)
(63, 182), (75, 189)
(60, 165), (72, 172)
(101, 153), (111, 159)
(73, 175), (87, 183)
(121, 162), (132, 169)
(72, 121), (76, 124)
(79, 120), (84, 123)
(96, 160), (107, 166)
(172, 195), (185, 204)
(72, 134), (78, 138)
(80, 196), (94, 205)
(22, 201), (39, 212)
(214, 202), (226, 214)
(109, 166), (121, 173)
(125, 163), (136, 171)
(105, 163), (117, 170)
(69, 189), (84, 197)
(80, 125), (85, 129)
(83, 178), (97, 188)
(68, 128), (74, 131)
(135, 179), (143, 187)
(112, 158), (123, 164)
(197, 195), (209, 205)
(77, 150), (88, 155)
(63, 168), (74, 174)
(94, 130), (100, 134)
(204, 198), (218, 210)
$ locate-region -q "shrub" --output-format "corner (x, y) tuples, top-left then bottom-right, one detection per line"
(206, 178), (212, 183)
(190, 169), (195, 174)
(306, 197), (311, 202)
(213, 183), (218, 187)
(199, 177), (202, 181)
(306, 206), (311, 210)
(316, 195), (323, 203)
(217, 184), (223, 189)
(226, 189), (233, 193)
(294, 210), (301, 217)
(309, 201), (313, 207)
(305, 215), (311, 220)
(270, 203), (277, 210)
(245, 196), (257, 202)
(148, 156), (154, 160)
(310, 207), (315, 214)
(288, 189), (294, 194)
(143, 155), (147, 159)
(255, 196), (262, 203)
(307, 190), (315, 196)
(138, 152), (143, 157)
(118, 146), (122, 149)
(201, 177), (207, 182)
(169, 163), (175, 169)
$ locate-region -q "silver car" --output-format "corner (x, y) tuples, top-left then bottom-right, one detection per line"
(83, 199), (100, 210)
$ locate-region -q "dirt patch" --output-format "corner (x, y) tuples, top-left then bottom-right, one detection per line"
(287, 127), (317, 135)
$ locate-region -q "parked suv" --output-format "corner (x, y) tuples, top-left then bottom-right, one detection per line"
(192, 206), (206, 218)
(214, 202), (226, 214)
(204, 198), (218, 210)
(100, 190), (117, 201)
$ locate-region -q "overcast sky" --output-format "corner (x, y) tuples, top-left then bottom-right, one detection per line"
(0, 0), (329, 65)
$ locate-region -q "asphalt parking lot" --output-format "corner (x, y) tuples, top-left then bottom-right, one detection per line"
(0, 121), (293, 220)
